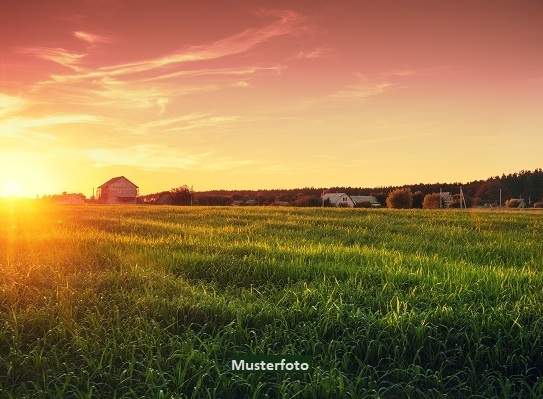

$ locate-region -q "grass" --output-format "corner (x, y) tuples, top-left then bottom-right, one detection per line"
(1, 201), (542, 398)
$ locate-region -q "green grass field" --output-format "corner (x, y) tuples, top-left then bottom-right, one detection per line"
(1, 202), (542, 398)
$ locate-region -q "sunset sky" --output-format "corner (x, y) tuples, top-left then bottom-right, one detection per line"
(1, 0), (542, 198)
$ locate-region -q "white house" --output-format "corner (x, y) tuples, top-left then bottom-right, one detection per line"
(440, 192), (454, 208)
(508, 198), (527, 208)
(322, 193), (381, 208)
(97, 176), (139, 204)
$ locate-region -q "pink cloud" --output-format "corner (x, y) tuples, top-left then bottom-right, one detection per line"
(19, 47), (85, 70)
(73, 31), (113, 44)
(47, 10), (307, 83)
(295, 46), (334, 60)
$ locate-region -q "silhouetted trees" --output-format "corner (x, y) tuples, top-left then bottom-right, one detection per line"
(136, 169), (543, 208)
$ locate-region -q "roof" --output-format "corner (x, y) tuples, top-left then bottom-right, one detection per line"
(322, 193), (348, 202)
(350, 195), (380, 204)
(98, 176), (138, 188)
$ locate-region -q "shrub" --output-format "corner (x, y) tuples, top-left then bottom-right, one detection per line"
(386, 188), (413, 209)
(422, 193), (441, 209)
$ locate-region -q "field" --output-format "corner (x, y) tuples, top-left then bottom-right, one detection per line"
(1, 202), (542, 398)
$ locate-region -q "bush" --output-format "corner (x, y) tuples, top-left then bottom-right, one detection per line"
(422, 193), (441, 209)
(386, 188), (413, 209)
(534, 201), (543, 208)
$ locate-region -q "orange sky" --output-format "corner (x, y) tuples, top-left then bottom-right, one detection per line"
(1, 0), (542, 198)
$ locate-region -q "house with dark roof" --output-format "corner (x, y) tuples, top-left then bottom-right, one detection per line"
(97, 176), (139, 204)
(321, 193), (381, 208)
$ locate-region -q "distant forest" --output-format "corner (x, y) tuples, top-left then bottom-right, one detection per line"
(138, 168), (543, 208)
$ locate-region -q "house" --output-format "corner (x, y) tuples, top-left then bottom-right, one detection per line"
(507, 198), (527, 208)
(440, 192), (454, 208)
(97, 176), (139, 204)
(350, 195), (382, 208)
(322, 193), (381, 208)
(322, 193), (354, 207)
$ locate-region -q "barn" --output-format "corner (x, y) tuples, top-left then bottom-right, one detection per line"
(97, 176), (139, 204)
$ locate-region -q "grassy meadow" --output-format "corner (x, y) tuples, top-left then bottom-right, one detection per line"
(1, 202), (542, 398)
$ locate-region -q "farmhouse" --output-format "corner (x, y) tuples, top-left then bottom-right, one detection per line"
(97, 176), (139, 204)
(440, 192), (454, 208)
(322, 193), (381, 208)
(350, 195), (382, 207)
(508, 198), (527, 208)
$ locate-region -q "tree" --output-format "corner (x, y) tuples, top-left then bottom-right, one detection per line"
(473, 180), (510, 207)
(422, 193), (441, 209)
(170, 185), (193, 205)
(412, 191), (425, 208)
(294, 194), (321, 207)
(386, 188), (413, 209)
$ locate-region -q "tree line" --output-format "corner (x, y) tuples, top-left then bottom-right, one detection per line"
(137, 168), (543, 208)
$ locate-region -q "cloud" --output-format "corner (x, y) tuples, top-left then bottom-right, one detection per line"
(133, 113), (240, 135)
(73, 31), (112, 44)
(142, 65), (284, 82)
(0, 93), (26, 116)
(86, 144), (257, 171)
(0, 114), (97, 143)
(19, 47), (85, 70)
(88, 77), (172, 111)
(295, 46), (334, 60)
(331, 81), (394, 100)
(383, 70), (416, 77)
(47, 10), (306, 83)
(87, 145), (203, 170)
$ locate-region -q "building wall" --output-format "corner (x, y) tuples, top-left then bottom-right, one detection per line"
(99, 178), (138, 204)
(333, 194), (355, 207)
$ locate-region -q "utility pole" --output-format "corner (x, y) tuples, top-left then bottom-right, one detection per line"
(459, 187), (467, 209)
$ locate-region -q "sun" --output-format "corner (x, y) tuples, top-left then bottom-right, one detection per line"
(5, 181), (19, 197)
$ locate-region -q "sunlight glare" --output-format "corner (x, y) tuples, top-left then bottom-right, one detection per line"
(5, 181), (19, 197)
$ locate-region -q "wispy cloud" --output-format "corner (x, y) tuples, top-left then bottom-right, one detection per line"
(87, 145), (204, 170)
(142, 65), (284, 82)
(383, 69), (416, 77)
(331, 81), (394, 100)
(0, 93), (26, 116)
(0, 114), (97, 143)
(73, 31), (113, 44)
(19, 47), (85, 70)
(132, 113), (241, 135)
(86, 144), (257, 171)
(46, 10), (306, 83)
(88, 77), (172, 112)
(295, 46), (334, 60)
